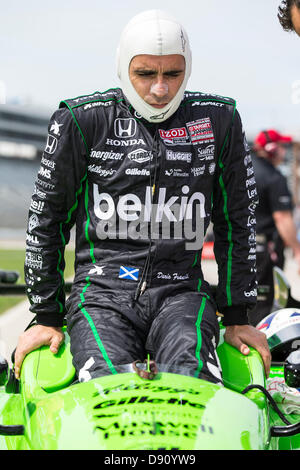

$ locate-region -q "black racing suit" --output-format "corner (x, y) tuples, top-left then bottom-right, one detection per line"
(25, 88), (258, 383)
(248, 154), (294, 325)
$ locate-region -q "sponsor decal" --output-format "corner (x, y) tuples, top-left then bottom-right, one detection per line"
(25, 245), (42, 253)
(166, 150), (192, 163)
(38, 166), (51, 179)
(25, 252), (43, 270)
(191, 101), (225, 108)
(33, 186), (46, 199)
(50, 121), (63, 136)
(26, 268), (41, 287)
(244, 289), (257, 297)
(44, 134), (58, 155)
(30, 200), (45, 215)
(186, 118), (214, 145)
(73, 92), (104, 103)
(165, 169), (189, 178)
(149, 108), (171, 121)
(93, 185), (206, 251)
(84, 101), (113, 110)
(88, 265), (105, 275)
(248, 201), (257, 214)
(246, 176), (256, 188)
(114, 118), (137, 138)
(191, 166), (205, 177)
(242, 127), (251, 153)
(180, 30), (186, 52)
(248, 230), (256, 246)
(246, 166), (254, 177)
(247, 215), (256, 227)
(88, 165), (116, 177)
(119, 266), (139, 281)
(186, 92), (232, 101)
(26, 233), (39, 245)
(247, 187), (258, 199)
(159, 127), (190, 146)
(106, 138), (146, 147)
(244, 154), (252, 167)
(198, 144), (215, 161)
(36, 178), (55, 190)
(208, 162), (216, 175)
(28, 214), (39, 233)
(90, 150), (124, 161)
(41, 156), (56, 169)
(31, 295), (42, 304)
(78, 357), (95, 383)
(125, 168), (150, 176)
(93, 184), (206, 223)
(127, 148), (153, 163)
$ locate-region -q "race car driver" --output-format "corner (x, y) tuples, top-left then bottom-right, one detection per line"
(14, 10), (271, 382)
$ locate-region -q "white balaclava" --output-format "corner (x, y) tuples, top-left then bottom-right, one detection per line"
(116, 10), (192, 123)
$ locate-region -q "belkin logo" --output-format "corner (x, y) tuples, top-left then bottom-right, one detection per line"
(114, 118), (137, 138)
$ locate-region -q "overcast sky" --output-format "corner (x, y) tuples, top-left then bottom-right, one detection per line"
(0, 0), (299, 138)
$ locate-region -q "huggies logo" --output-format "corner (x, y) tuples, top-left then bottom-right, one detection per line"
(93, 184), (206, 250)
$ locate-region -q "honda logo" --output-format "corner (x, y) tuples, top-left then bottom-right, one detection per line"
(44, 134), (58, 155)
(114, 118), (137, 138)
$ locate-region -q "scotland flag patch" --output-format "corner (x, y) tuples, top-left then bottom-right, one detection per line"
(119, 266), (139, 281)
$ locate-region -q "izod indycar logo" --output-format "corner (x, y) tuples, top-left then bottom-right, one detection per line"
(159, 127), (190, 146)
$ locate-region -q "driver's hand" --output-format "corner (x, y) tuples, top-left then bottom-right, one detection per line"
(14, 325), (65, 379)
(224, 324), (271, 378)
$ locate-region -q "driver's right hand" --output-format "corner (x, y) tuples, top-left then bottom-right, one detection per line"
(14, 325), (65, 379)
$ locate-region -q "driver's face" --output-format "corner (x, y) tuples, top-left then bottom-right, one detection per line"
(129, 54), (185, 109)
(291, 4), (300, 36)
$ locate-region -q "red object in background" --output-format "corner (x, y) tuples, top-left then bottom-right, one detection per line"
(202, 242), (215, 260)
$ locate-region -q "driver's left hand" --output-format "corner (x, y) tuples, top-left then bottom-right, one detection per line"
(224, 324), (271, 378)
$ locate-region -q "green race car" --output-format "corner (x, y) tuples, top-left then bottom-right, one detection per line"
(0, 268), (299, 450)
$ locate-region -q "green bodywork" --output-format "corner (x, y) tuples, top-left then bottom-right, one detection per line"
(0, 328), (299, 450)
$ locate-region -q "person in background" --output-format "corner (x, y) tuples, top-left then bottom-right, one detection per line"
(249, 129), (300, 326)
(278, 0), (300, 35)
